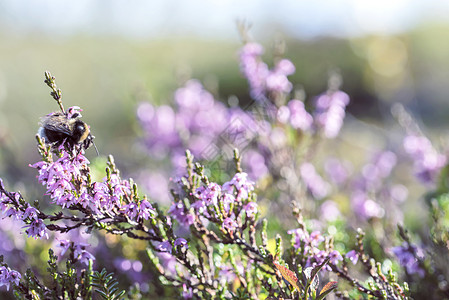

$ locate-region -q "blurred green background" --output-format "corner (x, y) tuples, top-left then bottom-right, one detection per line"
(1, 1), (449, 197)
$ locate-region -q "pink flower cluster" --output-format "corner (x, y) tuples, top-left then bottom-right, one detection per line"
(29, 148), (155, 222)
(277, 99), (314, 132)
(288, 227), (343, 270)
(0, 179), (48, 239)
(169, 172), (257, 233)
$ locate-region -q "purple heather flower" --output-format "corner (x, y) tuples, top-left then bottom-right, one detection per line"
(0, 266), (21, 291)
(223, 172), (255, 201)
(174, 238), (188, 249)
(345, 250), (359, 265)
(288, 228), (307, 249)
(4, 205), (22, 220)
(78, 250), (95, 265)
(391, 243), (425, 277)
(66, 106), (82, 119)
(73, 242), (95, 264)
(168, 202), (195, 226)
(137, 199), (155, 221)
(122, 202), (139, 220)
(182, 283), (193, 299)
(221, 193), (235, 213)
(244, 202), (258, 217)
(222, 217), (238, 232)
(56, 239), (71, 256)
(195, 183), (221, 206)
(308, 231), (325, 247)
(30, 150), (90, 209)
(329, 250), (343, 265)
(24, 219), (48, 239)
(157, 240), (173, 253)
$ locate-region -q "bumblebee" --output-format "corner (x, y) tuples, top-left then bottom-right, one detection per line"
(38, 107), (98, 154)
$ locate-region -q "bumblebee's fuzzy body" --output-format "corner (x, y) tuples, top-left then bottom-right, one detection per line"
(38, 111), (95, 151)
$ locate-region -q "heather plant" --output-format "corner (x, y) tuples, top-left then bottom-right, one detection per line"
(0, 28), (448, 300)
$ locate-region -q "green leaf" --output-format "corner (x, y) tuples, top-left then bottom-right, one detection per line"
(91, 268), (126, 300)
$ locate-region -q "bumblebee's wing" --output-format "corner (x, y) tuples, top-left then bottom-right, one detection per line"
(40, 114), (73, 136)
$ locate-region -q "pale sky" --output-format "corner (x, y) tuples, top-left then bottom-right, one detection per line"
(0, 0), (449, 39)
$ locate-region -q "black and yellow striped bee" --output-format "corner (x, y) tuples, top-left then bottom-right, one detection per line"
(38, 107), (98, 154)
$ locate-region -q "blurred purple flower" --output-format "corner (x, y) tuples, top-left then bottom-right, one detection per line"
(0, 266), (21, 291)
(300, 163), (330, 199)
(56, 239), (71, 256)
(158, 252), (177, 275)
(403, 134), (446, 185)
(314, 91), (350, 138)
(320, 200), (341, 222)
(389, 184), (408, 203)
(391, 243), (425, 277)
(345, 250), (359, 265)
(309, 231), (325, 247)
(140, 171), (171, 204)
(287, 99), (313, 131)
(242, 149), (269, 181)
(351, 191), (384, 220)
(138, 199), (155, 221)
(240, 43), (295, 99)
(182, 283), (193, 299)
(325, 158), (351, 186)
